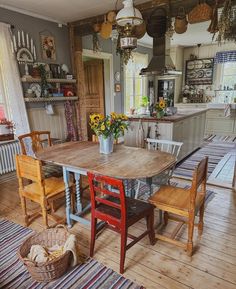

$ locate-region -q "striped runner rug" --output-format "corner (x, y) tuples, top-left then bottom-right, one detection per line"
(204, 134), (236, 143)
(173, 142), (236, 180)
(0, 219), (144, 289)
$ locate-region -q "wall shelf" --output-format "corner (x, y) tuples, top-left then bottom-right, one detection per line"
(24, 96), (78, 102)
(21, 77), (76, 84)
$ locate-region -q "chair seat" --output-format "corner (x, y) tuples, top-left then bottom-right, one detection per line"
(149, 185), (205, 215)
(23, 177), (73, 199)
(96, 196), (155, 225)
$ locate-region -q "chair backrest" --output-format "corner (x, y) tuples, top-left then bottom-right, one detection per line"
(87, 172), (127, 224)
(189, 157), (208, 210)
(146, 138), (183, 160)
(15, 154), (44, 191)
(18, 131), (52, 156)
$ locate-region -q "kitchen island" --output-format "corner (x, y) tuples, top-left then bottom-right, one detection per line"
(124, 109), (207, 161)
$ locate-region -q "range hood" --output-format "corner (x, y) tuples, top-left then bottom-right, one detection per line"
(140, 35), (182, 76)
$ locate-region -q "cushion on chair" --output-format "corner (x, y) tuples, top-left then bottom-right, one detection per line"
(149, 185), (205, 214)
(96, 196), (154, 225)
(22, 177), (73, 199)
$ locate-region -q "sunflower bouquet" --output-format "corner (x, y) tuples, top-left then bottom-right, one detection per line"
(89, 112), (129, 140)
(155, 99), (166, 118)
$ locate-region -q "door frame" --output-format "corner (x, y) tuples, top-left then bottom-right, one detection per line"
(82, 49), (114, 113)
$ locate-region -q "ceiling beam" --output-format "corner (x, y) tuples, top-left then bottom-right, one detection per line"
(68, 0), (228, 36)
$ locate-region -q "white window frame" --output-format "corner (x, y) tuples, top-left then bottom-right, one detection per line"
(124, 52), (148, 113)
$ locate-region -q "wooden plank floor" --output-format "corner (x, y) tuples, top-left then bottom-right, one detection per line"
(0, 177), (236, 289)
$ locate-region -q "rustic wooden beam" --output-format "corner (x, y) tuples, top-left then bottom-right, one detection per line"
(68, 0), (226, 35)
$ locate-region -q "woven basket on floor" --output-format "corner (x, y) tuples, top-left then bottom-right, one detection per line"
(18, 225), (71, 282)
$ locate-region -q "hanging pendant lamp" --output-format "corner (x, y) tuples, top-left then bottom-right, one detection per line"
(116, 0), (143, 27)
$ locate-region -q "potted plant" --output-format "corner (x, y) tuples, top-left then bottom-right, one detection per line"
(140, 96), (149, 114)
(89, 112), (129, 154)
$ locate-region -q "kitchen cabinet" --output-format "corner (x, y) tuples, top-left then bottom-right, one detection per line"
(125, 109), (206, 161)
(205, 109), (236, 135)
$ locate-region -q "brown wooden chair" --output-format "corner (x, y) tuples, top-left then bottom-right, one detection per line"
(149, 157), (208, 256)
(18, 130), (62, 178)
(87, 172), (156, 274)
(15, 154), (74, 228)
(18, 130), (52, 155)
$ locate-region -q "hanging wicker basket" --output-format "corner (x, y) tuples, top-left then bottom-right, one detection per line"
(188, 1), (212, 24)
(18, 225), (71, 282)
(174, 7), (188, 34)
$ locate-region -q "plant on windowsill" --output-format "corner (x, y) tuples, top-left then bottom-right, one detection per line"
(89, 112), (129, 154)
(155, 99), (166, 118)
(140, 96), (149, 114)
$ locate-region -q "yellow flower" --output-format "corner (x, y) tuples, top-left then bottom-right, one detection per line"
(101, 124), (105, 131)
(159, 100), (166, 109)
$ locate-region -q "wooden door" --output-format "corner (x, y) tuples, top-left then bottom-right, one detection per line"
(83, 59), (105, 141)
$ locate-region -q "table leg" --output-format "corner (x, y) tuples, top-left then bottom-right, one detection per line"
(124, 180), (129, 197)
(63, 167), (72, 228)
(74, 173), (82, 213)
(146, 177), (153, 197)
(130, 179), (135, 198)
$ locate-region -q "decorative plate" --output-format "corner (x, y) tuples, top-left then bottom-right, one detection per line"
(196, 70), (204, 78)
(204, 59), (212, 68)
(187, 61), (194, 70)
(29, 83), (41, 98)
(205, 70), (212, 78)
(195, 60), (203, 69)
(188, 71), (196, 79)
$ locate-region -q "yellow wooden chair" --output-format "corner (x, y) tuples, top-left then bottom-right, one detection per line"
(15, 154), (74, 228)
(149, 157), (208, 256)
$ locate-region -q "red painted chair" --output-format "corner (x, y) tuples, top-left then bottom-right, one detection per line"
(87, 172), (156, 274)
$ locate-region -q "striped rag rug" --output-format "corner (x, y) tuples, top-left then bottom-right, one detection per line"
(173, 141), (236, 180)
(0, 219), (144, 289)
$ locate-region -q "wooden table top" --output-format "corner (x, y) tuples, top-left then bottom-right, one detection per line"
(36, 141), (176, 179)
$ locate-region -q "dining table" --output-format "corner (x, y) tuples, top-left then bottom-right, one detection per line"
(36, 141), (176, 228)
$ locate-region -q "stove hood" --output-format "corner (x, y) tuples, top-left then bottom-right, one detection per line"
(140, 35), (182, 76)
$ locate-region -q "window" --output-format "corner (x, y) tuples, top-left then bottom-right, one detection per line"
(215, 50), (236, 103)
(124, 52), (148, 113)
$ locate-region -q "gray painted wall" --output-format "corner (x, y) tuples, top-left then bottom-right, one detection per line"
(0, 7), (71, 69)
(82, 34), (152, 113)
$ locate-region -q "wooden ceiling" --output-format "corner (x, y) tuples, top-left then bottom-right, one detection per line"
(69, 0), (227, 36)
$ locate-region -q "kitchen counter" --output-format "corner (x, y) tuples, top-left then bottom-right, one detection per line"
(128, 108), (208, 123)
(125, 109), (207, 161)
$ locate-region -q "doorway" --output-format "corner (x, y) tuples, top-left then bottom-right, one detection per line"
(82, 49), (114, 141)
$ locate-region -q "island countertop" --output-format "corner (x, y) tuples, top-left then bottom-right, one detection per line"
(128, 108), (208, 123)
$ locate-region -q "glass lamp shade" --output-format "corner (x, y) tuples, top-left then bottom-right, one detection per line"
(116, 0), (143, 26)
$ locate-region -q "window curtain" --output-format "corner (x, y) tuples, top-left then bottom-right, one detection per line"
(214, 50), (236, 86)
(0, 23), (30, 136)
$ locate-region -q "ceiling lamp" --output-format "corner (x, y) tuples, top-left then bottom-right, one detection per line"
(116, 0), (143, 27)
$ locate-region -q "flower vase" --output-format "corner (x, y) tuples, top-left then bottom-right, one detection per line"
(157, 110), (165, 119)
(98, 135), (114, 154)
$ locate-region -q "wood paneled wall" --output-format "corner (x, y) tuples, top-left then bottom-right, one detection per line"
(27, 104), (67, 140)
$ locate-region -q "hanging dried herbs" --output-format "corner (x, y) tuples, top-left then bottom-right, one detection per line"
(92, 32), (100, 52)
(217, 0), (236, 43)
(116, 29), (133, 65)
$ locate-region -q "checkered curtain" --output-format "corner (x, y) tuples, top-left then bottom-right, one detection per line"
(215, 50), (236, 64)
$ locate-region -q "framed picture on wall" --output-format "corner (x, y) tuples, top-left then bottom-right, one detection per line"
(115, 83), (121, 92)
(41, 35), (56, 61)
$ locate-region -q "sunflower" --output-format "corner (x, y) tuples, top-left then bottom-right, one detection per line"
(159, 100), (166, 109)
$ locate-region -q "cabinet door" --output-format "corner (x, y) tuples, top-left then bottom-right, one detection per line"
(205, 119), (235, 134)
